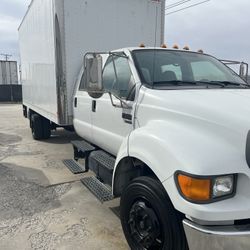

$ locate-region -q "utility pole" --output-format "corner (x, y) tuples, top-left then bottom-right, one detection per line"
(0, 53), (12, 61)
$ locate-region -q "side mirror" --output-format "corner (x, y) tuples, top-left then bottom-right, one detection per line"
(239, 62), (249, 82)
(239, 63), (245, 78)
(85, 53), (104, 98)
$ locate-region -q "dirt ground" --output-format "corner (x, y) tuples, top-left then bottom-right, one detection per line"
(0, 104), (128, 250)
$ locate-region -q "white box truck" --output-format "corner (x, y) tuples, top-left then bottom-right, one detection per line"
(20, 1), (250, 250)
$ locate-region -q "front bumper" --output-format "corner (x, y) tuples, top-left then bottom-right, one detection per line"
(183, 219), (250, 250)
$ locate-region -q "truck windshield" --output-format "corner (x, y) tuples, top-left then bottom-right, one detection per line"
(132, 50), (247, 89)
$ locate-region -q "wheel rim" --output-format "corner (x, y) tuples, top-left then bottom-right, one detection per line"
(128, 200), (163, 249)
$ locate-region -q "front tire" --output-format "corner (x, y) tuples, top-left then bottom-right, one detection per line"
(120, 176), (188, 250)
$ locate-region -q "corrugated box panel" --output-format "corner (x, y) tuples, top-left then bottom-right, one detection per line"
(0, 61), (18, 85)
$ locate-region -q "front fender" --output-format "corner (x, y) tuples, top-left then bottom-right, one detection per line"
(112, 120), (250, 221)
(128, 119), (246, 182)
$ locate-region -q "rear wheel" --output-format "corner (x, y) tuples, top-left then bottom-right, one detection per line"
(42, 118), (51, 139)
(31, 114), (43, 140)
(31, 114), (51, 140)
(120, 176), (188, 250)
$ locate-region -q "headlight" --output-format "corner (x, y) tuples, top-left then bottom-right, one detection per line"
(212, 175), (234, 198)
(175, 172), (236, 204)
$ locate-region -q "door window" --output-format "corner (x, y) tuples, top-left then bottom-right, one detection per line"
(103, 55), (135, 100)
(79, 72), (86, 90)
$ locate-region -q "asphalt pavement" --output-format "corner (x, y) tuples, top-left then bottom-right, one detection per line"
(0, 104), (128, 250)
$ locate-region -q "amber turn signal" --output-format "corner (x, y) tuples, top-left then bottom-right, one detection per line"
(177, 174), (211, 202)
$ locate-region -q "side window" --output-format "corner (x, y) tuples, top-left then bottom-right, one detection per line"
(103, 56), (136, 100)
(103, 57), (116, 92)
(79, 72), (85, 91)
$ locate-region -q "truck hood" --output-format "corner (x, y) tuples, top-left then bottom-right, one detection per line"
(140, 88), (250, 134)
(137, 88), (250, 175)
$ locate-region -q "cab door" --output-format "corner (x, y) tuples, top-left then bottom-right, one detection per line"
(91, 54), (136, 156)
(73, 69), (93, 143)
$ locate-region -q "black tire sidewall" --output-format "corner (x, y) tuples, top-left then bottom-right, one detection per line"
(42, 118), (51, 139)
(31, 114), (43, 140)
(120, 177), (187, 250)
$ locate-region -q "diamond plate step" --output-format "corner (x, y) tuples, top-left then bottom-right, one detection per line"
(63, 159), (86, 174)
(81, 176), (113, 203)
(90, 150), (115, 172)
(71, 140), (95, 153)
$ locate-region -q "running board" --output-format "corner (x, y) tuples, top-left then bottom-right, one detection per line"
(63, 159), (86, 174)
(88, 150), (115, 186)
(71, 140), (96, 168)
(81, 176), (113, 203)
(71, 140), (96, 153)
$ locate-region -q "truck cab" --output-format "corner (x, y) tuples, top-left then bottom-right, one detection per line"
(73, 47), (250, 250)
(74, 49), (138, 155)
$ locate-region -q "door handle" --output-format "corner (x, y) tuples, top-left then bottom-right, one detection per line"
(122, 113), (132, 120)
(122, 113), (132, 124)
(92, 100), (97, 112)
(74, 97), (77, 108)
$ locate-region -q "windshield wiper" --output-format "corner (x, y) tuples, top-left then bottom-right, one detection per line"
(195, 81), (225, 87)
(153, 80), (198, 86)
(210, 81), (250, 88)
(152, 80), (224, 88)
(152, 80), (250, 88)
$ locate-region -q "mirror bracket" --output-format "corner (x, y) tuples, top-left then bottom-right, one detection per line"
(108, 92), (132, 110)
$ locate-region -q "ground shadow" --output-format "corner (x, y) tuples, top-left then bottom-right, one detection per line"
(41, 128), (81, 145)
(0, 162), (72, 221)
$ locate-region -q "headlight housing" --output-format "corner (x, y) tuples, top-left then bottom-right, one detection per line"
(175, 172), (236, 204)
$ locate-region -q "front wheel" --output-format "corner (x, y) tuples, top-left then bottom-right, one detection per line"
(120, 176), (188, 250)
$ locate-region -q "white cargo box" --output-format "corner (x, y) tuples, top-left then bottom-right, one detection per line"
(19, 0), (165, 125)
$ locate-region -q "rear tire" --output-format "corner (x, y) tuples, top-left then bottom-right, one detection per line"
(120, 176), (188, 250)
(31, 114), (43, 140)
(42, 118), (51, 139)
(31, 114), (51, 140)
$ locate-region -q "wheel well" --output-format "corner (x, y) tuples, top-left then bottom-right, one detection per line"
(113, 157), (160, 197)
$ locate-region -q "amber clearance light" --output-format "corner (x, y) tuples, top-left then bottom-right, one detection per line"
(177, 174), (211, 202)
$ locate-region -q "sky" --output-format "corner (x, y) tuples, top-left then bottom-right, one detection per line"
(0, 0), (249, 68)
(166, 0), (250, 64)
(0, 0), (30, 61)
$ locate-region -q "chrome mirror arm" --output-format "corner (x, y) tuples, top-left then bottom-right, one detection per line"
(108, 92), (132, 109)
